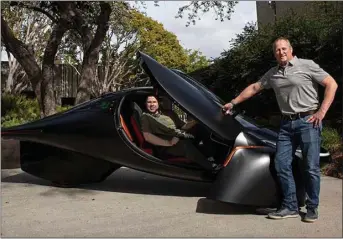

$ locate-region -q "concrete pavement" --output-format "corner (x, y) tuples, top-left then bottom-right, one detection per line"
(1, 167), (342, 237)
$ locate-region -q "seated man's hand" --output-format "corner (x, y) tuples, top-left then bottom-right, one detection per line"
(181, 120), (197, 131)
(187, 119), (197, 124)
(169, 137), (179, 146)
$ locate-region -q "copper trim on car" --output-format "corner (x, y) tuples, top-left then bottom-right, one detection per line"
(120, 114), (133, 141)
(223, 146), (266, 167)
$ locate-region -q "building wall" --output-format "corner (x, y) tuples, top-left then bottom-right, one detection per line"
(256, 1), (343, 28)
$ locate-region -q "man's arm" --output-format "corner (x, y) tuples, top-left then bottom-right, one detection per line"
(223, 82), (263, 114)
(143, 132), (178, 147)
(307, 75), (338, 125)
(231, 82), (264, 105)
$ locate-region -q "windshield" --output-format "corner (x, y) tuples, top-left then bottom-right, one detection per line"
(171, 69), (225, 106)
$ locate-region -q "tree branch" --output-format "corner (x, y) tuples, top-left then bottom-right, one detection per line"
(10, 1), (58, 24)
(1, 16), (42, 87)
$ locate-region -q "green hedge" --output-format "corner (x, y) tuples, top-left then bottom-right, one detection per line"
(321, 126), (342, 152)
(1, 94), (40, 128)
(1, 94), (70, 128)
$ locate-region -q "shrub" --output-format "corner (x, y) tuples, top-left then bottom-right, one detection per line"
(321, 126), (342, 152)
(1, 94), (72, 128)
(56, 105), (72, 113)
(1, 93), (40, 128)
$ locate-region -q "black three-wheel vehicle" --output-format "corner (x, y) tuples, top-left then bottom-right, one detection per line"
(1, 52), (330, 207)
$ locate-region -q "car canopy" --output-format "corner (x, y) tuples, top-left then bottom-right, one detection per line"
(137, 51), (242, 141)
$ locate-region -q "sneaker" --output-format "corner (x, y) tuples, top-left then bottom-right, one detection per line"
(303, 208), (318, 223)
(268, 207), (299, 219)
(207, 157), (215, 162)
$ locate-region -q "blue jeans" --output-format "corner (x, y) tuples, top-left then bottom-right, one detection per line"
(275, 114), (322, 211)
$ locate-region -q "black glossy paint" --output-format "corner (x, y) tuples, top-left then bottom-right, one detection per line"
(208, 147), (306, 207)
(2, 88), (214, 183)
(138, 51), (242, 141)
(208, 147), (280, 207)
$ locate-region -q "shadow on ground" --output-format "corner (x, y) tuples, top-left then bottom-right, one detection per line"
(2, 168), (211, 197)
(196, 198), (261, 215)
(2, 168), (271, 215)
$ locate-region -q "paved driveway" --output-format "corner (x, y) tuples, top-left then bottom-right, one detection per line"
(1, 168), (342, 237)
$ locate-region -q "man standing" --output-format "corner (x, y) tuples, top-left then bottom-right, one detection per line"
(222, 37), (337, 222)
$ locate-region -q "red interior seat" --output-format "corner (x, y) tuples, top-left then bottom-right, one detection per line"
(130, 116), (153, 155)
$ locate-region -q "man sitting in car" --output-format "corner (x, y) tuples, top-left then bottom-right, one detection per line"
(140, 95), (222, 172)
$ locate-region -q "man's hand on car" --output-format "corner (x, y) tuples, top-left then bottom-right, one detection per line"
(222, 102), (235, 115)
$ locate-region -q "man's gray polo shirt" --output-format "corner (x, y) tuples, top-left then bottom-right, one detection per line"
(258, 56), (329, 115)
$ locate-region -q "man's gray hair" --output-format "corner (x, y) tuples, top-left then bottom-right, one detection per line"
(273, 37), (293, 52)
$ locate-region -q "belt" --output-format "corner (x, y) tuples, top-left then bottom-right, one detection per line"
(282, 110), (317, 120)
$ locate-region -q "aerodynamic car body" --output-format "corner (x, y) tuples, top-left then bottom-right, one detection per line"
(1, 51), (331, 207)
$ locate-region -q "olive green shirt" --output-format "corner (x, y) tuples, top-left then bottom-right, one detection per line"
(258, 56), (329, 115)
(141, 112), (192, 140)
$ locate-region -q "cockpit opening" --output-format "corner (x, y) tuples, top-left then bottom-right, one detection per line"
(116, 89), (233, 170)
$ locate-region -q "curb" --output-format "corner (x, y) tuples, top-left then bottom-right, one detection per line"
(1, 139), (20, 169)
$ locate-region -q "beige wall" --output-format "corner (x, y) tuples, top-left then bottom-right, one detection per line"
(256, 1), (307, 27)
(256, 1), (343, 28)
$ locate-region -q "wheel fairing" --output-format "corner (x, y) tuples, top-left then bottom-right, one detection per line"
(207, 148), (280, 207)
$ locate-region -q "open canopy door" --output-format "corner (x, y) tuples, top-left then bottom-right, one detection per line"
(137, 51), (242, 141)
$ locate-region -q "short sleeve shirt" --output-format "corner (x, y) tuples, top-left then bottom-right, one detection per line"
(258, 56), (330, 114)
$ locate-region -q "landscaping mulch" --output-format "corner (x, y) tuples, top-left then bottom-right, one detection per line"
(322, 149), (343, 179)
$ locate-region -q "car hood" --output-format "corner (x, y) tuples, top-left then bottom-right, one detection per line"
(137, 51), (242, 141)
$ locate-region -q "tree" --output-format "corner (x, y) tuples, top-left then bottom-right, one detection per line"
(2, 1), (236, 115)
(195, 4), (342, 128)
(131, 1), (237, 27)
(89, 9), (210, 96)
(1, 7), (52, 94)
(130, 11), (190, 71)
(175, 1), (238, 26)
(89, 5), (139, 96)
(73, 2), (113, 104)
(1, 1), (116, 113)
(184, 49), (209, 73)
(1, 2), (74, 116)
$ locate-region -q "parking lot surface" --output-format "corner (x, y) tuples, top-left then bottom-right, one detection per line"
(1, 167), (342, 237)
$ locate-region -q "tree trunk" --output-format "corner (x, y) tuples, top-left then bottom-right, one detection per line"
(41, 23), (67, 116)
(75, 2), (111, 104)
(1, 16), (44, 115)
(5, 51), (16, 93)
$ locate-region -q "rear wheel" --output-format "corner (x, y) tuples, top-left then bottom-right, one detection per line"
(20, 142), (121, 187)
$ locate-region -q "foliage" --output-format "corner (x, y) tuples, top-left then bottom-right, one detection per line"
(2, 1), (216, 110)
(130, 11), (190, 71)
(1, 1), (118, 114)
(89, 4), (140, 95)
(184, 49), (210, 73)
(88, 7), (211, 96)
(131, 1), (237, 27)
(175, 1), (238, 27)
(1, 94), (71, 128)
(1, 5), (52, 93)
(1, 93), (40, 127)
(321, 127), (343, 153)
(1, 4), (52, 64)
(196, 3), (342, 127)
(56, 105), (72, 113)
